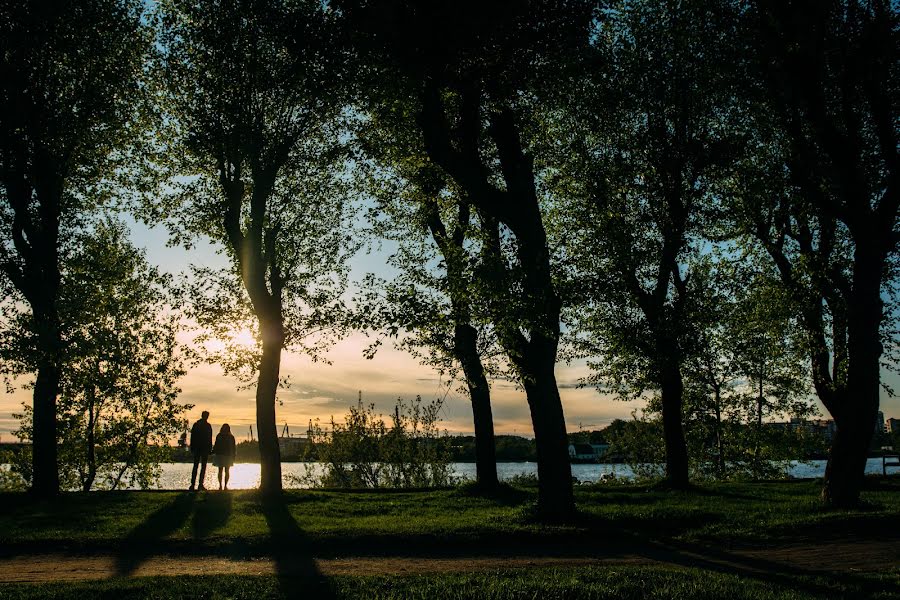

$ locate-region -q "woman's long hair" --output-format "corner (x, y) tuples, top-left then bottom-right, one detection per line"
(220, 423), (231, 435)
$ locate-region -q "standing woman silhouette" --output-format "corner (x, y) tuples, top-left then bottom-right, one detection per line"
(213, 424), (236, 490)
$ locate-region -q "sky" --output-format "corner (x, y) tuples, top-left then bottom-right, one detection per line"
(0, 217), (642, 442)
(1, 216), (899, 443)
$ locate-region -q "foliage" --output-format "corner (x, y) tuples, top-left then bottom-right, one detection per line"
(299, 395), (453, 489)
(8, 221), (189, 491)
(0, 0), (157, 493)
(605, 406), (824, 482)
(552, 0), (745, 385)
(351, 157), (509, 396)
(155, 0), (358, 382)
(675, 259), (819, 479)
(0, 451), (27, 492)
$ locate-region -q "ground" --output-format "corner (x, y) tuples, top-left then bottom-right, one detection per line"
(1, 478), (898, 598)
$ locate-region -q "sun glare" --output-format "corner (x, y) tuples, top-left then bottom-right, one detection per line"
(204, 327), (258, 353)
(231, 328), (257, 348)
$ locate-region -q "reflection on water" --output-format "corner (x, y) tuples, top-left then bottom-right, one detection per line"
(2, 458), (888, 490)
(136, 458), (886, 491)
(223, 463), (261, 490)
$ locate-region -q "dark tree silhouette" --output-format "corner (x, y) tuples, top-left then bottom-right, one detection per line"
(549, 0), (746, 488)
(158, 0), (354, 495)
(340, 0), (593, 518)
(0, 0), (151, 497)
(9, 220), (188, 491)
(353, 95), (500, 490)
(749, 0), (900, 506)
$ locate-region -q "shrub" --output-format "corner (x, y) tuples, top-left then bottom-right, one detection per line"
(295, 394), (453, 489)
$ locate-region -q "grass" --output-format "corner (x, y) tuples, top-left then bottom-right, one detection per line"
(1, 478), (898, 598)
(1, 567), (898, 600)
(1, 478), (898, 554)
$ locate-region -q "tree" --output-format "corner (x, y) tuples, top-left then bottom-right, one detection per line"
(682, 259), (814, 479)
(9, 221), (189, 491)
(0, 0), (152, 496)
(339, 0), (594, 518)
(157, 0), (356, 494)
(353, 106), (501, 490)
(551, 0), (746, 488)
(741, 0), (899, 505)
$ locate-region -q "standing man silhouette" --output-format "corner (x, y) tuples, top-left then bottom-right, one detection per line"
(189, 411), (213, 491)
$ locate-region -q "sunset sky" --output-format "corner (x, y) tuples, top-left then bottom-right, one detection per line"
(1, 216), (898, 442)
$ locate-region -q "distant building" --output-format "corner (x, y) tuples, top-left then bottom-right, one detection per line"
(888, 418), (900, 434)
(568, 443), (609, 462)
(876, 411), (886, 434)
(766, 417), (835, 442)
(278, 435), (308, 456)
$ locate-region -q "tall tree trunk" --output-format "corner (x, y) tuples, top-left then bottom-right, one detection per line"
(454, 323), (498, 490)
(523, 359), (574, 519)
(31, 310), (60, 497)
(660, 362), (689, 488)
(83, 384), (97, 492)
(713, 384), (724, 479)
(755, 370), (764, 457)
(257, 317), (284, 495)
(822, 255), (882, 507)
(423, 195), (499, 491)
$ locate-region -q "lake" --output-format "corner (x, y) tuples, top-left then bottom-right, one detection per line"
(135, 458), (890, 490)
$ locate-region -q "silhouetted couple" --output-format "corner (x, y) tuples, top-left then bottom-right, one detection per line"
(189, 411), (236, 491)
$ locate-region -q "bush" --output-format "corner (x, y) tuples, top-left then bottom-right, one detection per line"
(294, 395), (454, 489)
(0, 449), (27, 492)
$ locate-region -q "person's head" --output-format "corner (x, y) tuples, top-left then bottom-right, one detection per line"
(220, 423), (230, 435)
(201, 410), (210, 420)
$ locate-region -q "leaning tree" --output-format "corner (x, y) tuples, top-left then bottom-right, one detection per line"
(352, 90), (503, 491)
(339, 0), (594, 518)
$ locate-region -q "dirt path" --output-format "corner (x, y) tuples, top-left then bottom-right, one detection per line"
(2, 538), (898, 583)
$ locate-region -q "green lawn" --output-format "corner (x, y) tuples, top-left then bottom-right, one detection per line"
(1, 478), (898, 554)
(1, 567), (898, 600)
(2, 479), (899, 599)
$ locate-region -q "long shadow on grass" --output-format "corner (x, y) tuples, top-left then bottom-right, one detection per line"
(641, 539), (894, 598)
(261, 494), (336, 599)
(115, 493), (195, 576)
(192, 492), (233, 540)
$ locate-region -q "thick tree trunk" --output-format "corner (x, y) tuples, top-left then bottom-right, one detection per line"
(822, 257), (882, 507)
(417, 88), (572, 516)
(660, 363), (689, 489)
(31, 309), (61, 497)
(257, 318), (284, 495)
(454, 323), (498, 490)
(821, 412), (873, 507)
(523, 361), (574, 520)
